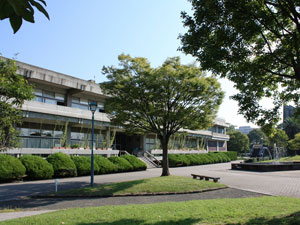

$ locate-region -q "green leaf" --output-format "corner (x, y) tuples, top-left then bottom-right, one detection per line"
(29, 0), (50, 20)
(9, 15), (22, 33)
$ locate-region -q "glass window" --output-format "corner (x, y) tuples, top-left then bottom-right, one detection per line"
(45, 98), (57, 105)
(42, 130), (53, 137)
(80, 98), (88, 105)
(41, 138), (53, 148)
(34, 96), (43, 102)
(71, 132), (85, 140)
(34, 88), (42, 96)
(43, 90), (55, 98)
(28, 138), (41, 148)
(19, 128), (30, 136)
(55, 93), (65, 101)
(30, 129), (41, 136)
(72, 97), (80, 103)
(54, 130), (63, 138)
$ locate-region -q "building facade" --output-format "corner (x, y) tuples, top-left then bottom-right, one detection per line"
(238, 126), (253, 135)
(2, 58), (230, 156)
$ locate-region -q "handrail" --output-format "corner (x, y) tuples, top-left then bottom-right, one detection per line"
(144, 151), (160, 167)
(119, 150), (130, 156)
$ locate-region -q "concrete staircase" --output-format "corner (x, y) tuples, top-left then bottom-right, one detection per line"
(138, 155), (160, 169)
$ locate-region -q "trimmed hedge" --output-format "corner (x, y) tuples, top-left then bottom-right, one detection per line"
(168, 152), (233, 167)
(20, 155), (54, 180)
(94, 156), (118, 174)
(71, 156), (100, 176)
(47, 153), (77, 178)
(224, 151), (238, 161)
(108, 156), (134, 172)
(121, 155), (147, 171)
(0, 155), (26, 182)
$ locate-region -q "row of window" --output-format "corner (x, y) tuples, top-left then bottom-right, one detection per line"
(33, 88), (105, 112)
(209, 126), (226, 134)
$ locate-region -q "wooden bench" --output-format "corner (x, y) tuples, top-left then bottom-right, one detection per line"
(191, 174), (220, 183)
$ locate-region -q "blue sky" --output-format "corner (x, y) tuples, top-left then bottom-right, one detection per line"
(0, 0), (257, 127)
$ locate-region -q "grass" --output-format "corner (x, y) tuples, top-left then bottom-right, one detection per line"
(261, 155), (300, 163)
(45, 176), (226, 197)
(0, 208), (21, 213)
(2, 196), (300, 224)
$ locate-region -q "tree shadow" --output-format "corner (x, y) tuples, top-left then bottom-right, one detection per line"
(59, 179), (147, 197)
(227, 211), (300, 225)
(78, 218), (201, 225)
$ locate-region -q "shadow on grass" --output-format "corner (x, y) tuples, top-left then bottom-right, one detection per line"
(57, 179), (147, 197)
(78, 218), (201, 225)
(227, 211), (300, 225)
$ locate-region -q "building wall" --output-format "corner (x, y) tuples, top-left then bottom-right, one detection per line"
(3, 58), (230, 155)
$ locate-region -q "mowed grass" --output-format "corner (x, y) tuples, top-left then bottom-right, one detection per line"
(48, 176), (226, 197)
(261, 155), (300, 163)
(2, 197), (300, 224)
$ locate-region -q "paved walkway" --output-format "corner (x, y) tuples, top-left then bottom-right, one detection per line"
(1, 161), (300, 222)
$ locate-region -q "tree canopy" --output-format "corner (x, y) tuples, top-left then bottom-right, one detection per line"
(100, 54), (224, 176)
(280, 117), (300, 139)
(0, 0), (49, 33)
(227, 130), (250, 153)
(248, 129), (269, 146)
(268, 128), (289, 148)
(0, 57), (34, 150)
(288, 133), (300, 151)
(180, 0), (300, 126)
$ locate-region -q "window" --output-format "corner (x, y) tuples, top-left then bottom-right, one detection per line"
(33, 89), (65, 106)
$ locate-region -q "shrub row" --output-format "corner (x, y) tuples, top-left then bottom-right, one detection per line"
(168, 152), (232, 167)
(0, 153), (147, 182)
(224, 151), (237, 161)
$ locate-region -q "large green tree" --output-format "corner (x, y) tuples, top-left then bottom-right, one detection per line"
(227, 130), (250, 154)
(269, 128), (289, 148)
(0, 0), (49, 33)
(280, 117), (300, 140)
(248, 129), (269, 146)
(180, 0), (300, 126)
(288, 132), (300, 153)
(101, 54), (224, 176)
(0, 57), (34, 150)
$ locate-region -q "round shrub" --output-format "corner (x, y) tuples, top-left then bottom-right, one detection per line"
(47, 153), (77, 178)
(194, 154), (212, 164)
(121, 155), (147, 171)
(218, 152), (231, 162)
(168, 154), (182, 167)
(71, 156), (100, 176)
(0, 155), (26, 182)
(207, 153), (221, 163)
(185, 154), (199, 165)
(94, 156), (118, 174)
(225, 151), (237, 161)
(108, 156), (134, 172)
(20, 155), (54, 180)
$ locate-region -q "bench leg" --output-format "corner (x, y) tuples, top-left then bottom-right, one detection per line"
(200, 176), (204, 180)
(205, 177), (209, 181)
(213, 179), (218, 183)
(192, 176), (196, 179)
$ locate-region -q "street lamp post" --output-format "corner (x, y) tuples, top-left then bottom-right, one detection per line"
(89, 102), (97, 187)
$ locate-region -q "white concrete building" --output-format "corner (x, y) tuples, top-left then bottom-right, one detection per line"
(2, 58), (230, 156)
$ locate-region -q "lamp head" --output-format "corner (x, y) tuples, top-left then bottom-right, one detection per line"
(89, 102), (97, 113)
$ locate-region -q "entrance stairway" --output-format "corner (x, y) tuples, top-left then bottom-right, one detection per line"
(138, 152), (161, 168)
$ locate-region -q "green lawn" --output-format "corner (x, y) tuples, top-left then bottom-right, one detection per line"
(45, 176), (226, 197)
(0, 209), (21, 213)
(2, 197), (300, 224)
(261, 155), (300, 163)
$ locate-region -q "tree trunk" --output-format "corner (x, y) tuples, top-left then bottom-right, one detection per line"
(160, 136), (170, 176)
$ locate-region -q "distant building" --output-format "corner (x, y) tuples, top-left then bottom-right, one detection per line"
(283, 105), (295, 121)
(238, 126), (253, 135)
